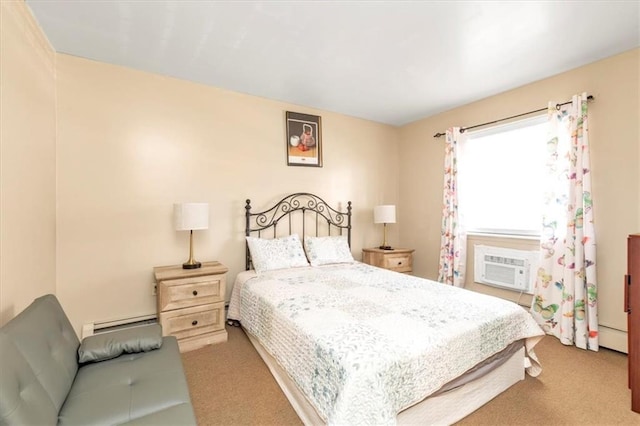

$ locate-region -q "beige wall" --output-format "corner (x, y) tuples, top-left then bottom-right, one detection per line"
(3, 3), (638, 352)
(399, 48), (640, 352)
(55, 54), (399, 335)
(0, 1), (57, 325)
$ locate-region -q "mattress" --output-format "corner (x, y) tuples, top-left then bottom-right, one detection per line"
(227, 263), (543, 425)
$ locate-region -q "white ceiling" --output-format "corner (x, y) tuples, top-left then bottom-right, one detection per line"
(26, 1), (640, 126)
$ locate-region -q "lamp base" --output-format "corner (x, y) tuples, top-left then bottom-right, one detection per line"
(182, 261), (202, 269)
(379, 245), (394, 250)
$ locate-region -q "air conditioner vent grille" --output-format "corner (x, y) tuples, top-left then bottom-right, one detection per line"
(484, 255), (525, 267)
(485, 263), (518, 286)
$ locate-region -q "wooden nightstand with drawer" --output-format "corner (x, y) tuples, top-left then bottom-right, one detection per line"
(362, 248), (414, 273)
(154, 261), (228, 352)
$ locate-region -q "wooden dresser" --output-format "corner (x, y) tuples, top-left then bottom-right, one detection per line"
(154, 261), (228, 352)
(362, 247), (414, 273)
(626, 234), (640, 413)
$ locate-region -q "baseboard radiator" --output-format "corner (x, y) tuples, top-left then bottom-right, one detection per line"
(81, 313), (157, 339)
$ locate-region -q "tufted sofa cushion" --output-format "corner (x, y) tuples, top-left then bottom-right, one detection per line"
(58, 336), (195, 425)
(0, 294), (79, 424)
(0, 332), (59, 424)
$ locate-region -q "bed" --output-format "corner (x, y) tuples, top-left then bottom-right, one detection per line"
(227, 193), (544, 425)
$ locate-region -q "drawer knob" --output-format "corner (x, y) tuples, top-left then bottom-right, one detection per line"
(398, 261), (403, 265)
(192, 290), (198, 296)
(192, 320), (198, 326)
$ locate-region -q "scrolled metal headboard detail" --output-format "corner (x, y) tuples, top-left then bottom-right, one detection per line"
(245, 192), (352, 270)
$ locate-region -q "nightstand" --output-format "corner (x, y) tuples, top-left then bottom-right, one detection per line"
(362, 247), (414, 273)
(154, 261), (228, 352)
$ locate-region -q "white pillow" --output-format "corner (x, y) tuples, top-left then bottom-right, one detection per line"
(304, 235), (355, 266)
(246, 234), (309, 274)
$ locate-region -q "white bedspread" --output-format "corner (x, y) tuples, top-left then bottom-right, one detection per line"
(227, 263), (544, 425)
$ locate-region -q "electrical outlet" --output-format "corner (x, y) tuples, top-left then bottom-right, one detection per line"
(151, 283), (157, 296)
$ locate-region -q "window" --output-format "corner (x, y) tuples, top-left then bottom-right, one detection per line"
(458, 115), (548, 237)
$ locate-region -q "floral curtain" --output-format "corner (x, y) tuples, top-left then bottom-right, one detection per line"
(438, 127), (466, 287)
(531, 93), (598, 351)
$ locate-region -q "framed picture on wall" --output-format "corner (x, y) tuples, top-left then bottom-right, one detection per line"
(285, 111), (322, 167)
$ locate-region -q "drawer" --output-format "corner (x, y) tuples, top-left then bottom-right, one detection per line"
(159, 302), (225, 339)
(158, 274), (225, 311)
(383, 254), (412, 273)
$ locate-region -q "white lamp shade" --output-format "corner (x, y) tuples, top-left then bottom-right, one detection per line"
(374, 205), (396, 224)
(174, 203), (209, 231)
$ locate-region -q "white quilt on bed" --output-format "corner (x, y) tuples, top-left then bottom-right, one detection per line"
(227, 263), (544, 426)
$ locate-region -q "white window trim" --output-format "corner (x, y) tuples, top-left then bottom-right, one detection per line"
(465, 114), (546, 138)
(466, 231), (541, 241)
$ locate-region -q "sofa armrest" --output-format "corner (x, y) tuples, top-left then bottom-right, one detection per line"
(78, 323), (163, 363)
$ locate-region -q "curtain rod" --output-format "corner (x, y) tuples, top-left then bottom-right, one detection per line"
(433, 95), (595, 138)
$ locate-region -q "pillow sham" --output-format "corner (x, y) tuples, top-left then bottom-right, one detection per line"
(304, 235), (355, 266)
(246, 234), (309, 274)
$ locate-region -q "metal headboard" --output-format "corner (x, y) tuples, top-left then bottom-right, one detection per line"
(245, 192), (352, 270)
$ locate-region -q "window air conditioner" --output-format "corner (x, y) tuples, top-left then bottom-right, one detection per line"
(474, 245), (538, 294)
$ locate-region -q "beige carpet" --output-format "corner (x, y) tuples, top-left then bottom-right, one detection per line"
(182, 326), (640, 425)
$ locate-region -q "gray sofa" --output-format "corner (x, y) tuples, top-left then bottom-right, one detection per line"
(0, 294), (197, 425)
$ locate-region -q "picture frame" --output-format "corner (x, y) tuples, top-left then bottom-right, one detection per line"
(285, 111), (322, 167)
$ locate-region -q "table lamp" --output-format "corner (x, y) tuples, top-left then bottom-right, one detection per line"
(374, 205), (396, 250)
(174, 202), (209, 269)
